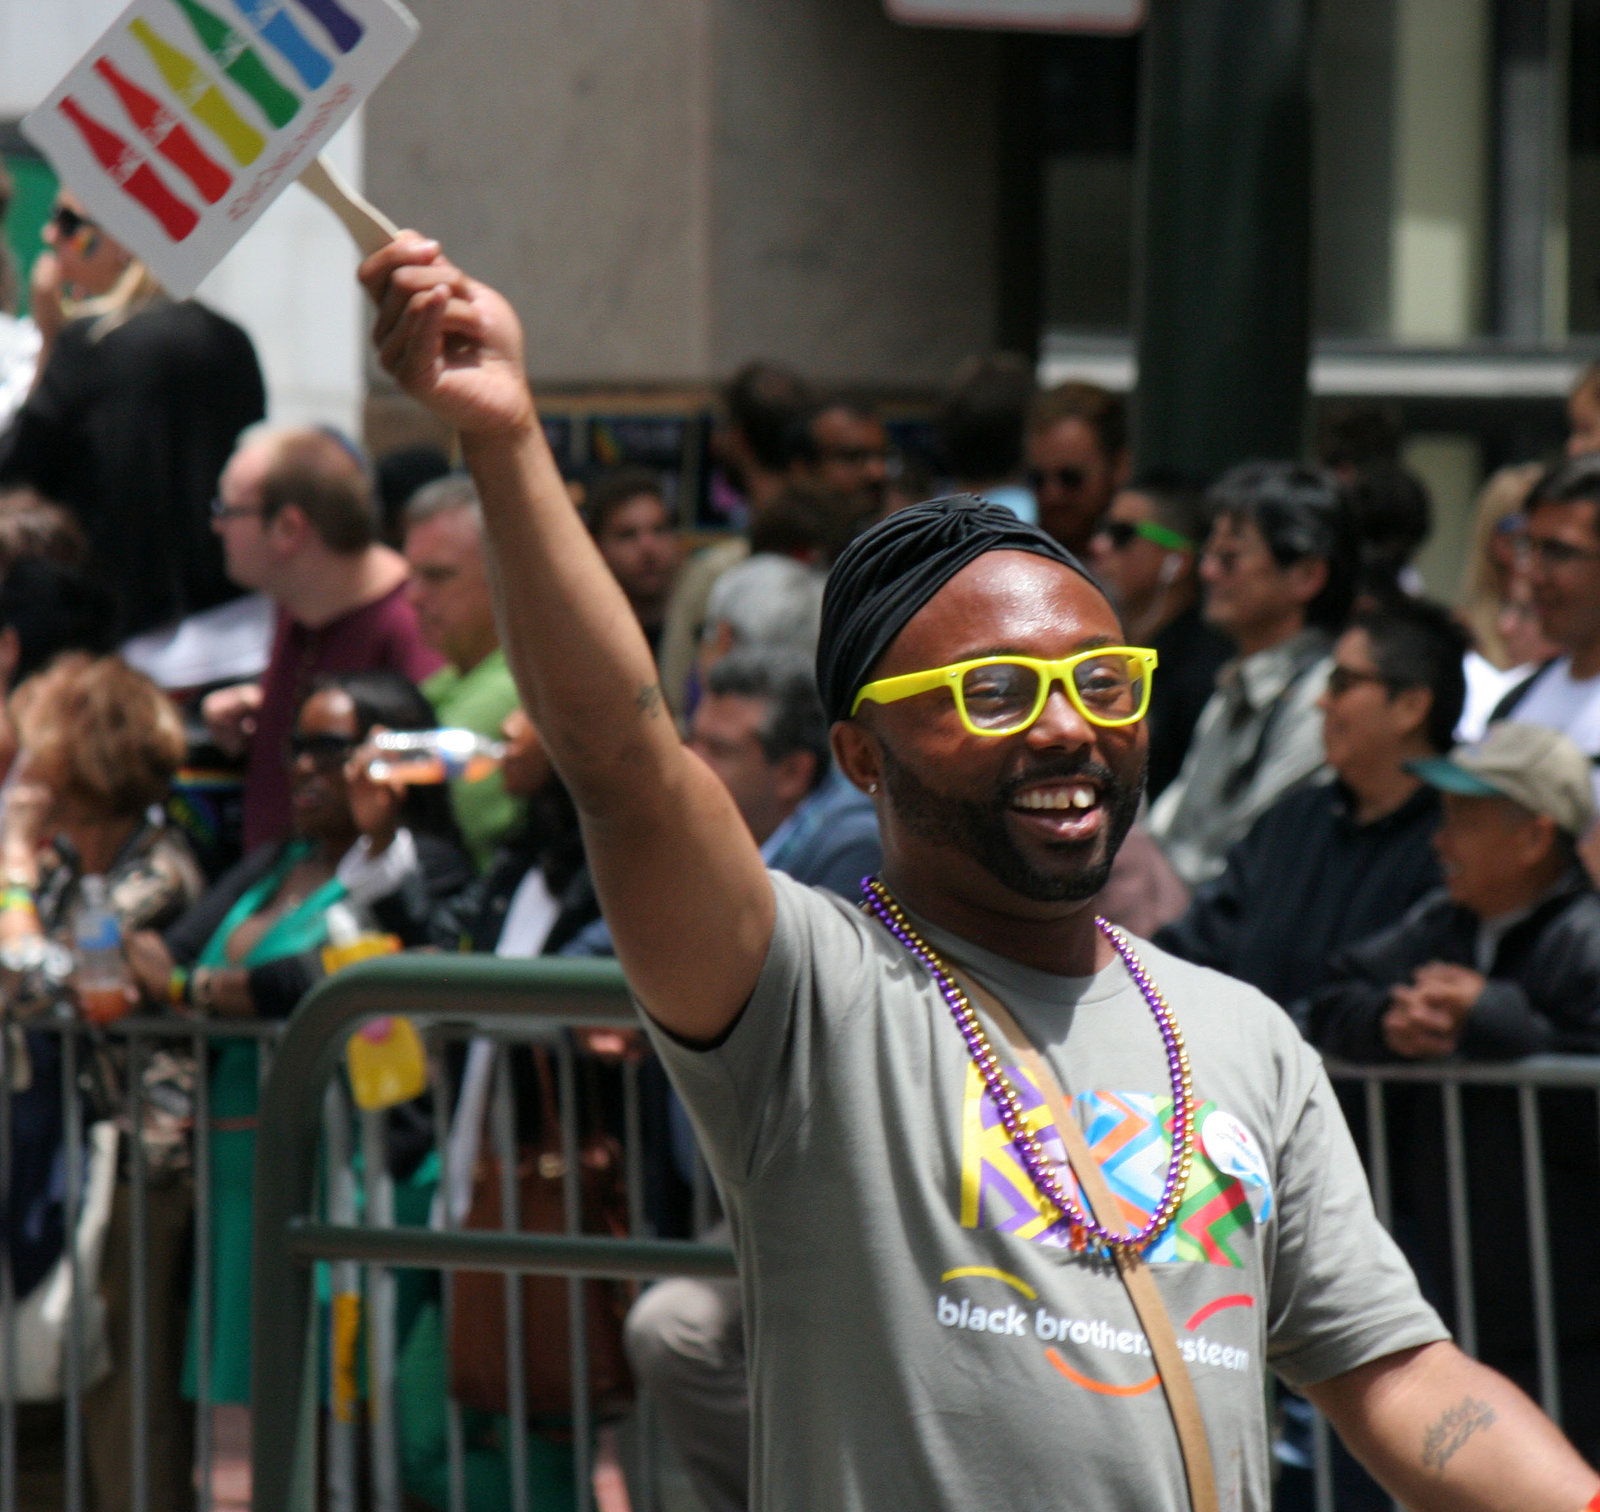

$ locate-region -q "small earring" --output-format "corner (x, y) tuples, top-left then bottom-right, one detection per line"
(868, 782), (879, 795)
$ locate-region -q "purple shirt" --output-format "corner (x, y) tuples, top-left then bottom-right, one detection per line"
(243, 582), (443, 850)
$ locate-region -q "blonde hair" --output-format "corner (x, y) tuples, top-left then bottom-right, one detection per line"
(1457, 462), (1542, 669)
(69, 260), (166, 341)
(12, 655), (185, 818)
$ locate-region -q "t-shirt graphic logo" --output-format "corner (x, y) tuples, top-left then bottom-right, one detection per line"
(958, 1065), (1268, 1266)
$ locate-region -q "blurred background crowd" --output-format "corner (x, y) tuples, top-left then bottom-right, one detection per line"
(5, 3), (1600, 1503)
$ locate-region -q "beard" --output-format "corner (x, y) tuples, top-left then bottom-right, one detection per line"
(878, 742), (1144, 904)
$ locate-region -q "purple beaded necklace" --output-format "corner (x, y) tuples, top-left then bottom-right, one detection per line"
(861, 876), (1194, 1258)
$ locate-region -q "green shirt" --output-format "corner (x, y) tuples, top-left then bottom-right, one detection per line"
(422, 648), (523, 870)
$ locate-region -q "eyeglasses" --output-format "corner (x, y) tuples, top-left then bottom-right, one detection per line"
(210, 495), (263, 523)
(49, 204), (98, 240)
(1514, 534), (1600, 569)
(1096, 519), (1195, 553)
(287, 732), (359, 768)
(816, 446), (888, 468)
(1324, 664), (1389, 699)
(852, 646), (1158, 736)
(1026, 465), (1088, 493)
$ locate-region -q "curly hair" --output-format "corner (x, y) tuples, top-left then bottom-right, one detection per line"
(12, 655), (185, 818)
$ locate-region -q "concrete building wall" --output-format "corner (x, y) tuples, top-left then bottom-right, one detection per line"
(365, 0), (715, 383)
(364, 0), (1000, 387)
(710, 0), (999, 384)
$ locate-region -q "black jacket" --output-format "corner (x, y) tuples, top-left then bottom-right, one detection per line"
(1145, 601), (1233, 801)
(1305, 871), (1600, 1355)
(426, 831), (600, 958)
(0, 300), (265, 638)
(1307, 870), (1600, 1062)
(1156, 780), (1442, 1011)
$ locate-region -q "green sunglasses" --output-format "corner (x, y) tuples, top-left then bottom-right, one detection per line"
(851, 646), (1159, 737)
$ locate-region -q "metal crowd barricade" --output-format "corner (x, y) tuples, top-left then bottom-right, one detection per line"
(15, 959), (1563, 1512)
(1315, 1053), (1600, 1512)
(0, 1011), (284, 1512)
(249, 953), (736, 1512)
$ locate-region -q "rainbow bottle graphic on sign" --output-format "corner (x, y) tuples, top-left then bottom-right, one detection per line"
(128, 18), (267, 165)
(290, 0), (363, 54)
(227, 0), (333, 90)
(170, 0), (302, 129)
(57, 96), (199, 241)
(92, 56), (232, 204)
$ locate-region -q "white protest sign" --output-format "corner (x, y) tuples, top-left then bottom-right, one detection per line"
(21, 0), (416, 296)
(886, 0), (1144, 30)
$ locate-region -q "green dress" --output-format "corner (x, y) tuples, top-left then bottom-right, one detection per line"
(183, 842), (348, 1404)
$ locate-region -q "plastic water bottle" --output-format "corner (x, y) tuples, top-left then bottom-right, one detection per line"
(365, 728), (504, 786)
(73, 876), (132, 1025)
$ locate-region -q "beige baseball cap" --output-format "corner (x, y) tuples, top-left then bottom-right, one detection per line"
(1406, 721), (1597, 837)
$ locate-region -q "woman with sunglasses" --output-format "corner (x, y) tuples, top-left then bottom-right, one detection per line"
(0, 192), (264, 644)
(124, 670), (470, 1434)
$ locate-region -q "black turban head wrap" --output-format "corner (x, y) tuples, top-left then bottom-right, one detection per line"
(816, 494), (1104, 724)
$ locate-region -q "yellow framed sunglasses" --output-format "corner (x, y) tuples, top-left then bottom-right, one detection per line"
(851, 646), (1159, 737)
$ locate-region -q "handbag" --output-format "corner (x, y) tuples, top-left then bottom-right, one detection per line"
(956, 971), (1220, 1512)
(447, 1049), (634, 1419)
(3, 1119), (119, 1401)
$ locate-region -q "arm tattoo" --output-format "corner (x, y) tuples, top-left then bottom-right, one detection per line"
(1420, 1396), (1497, 1475)
(634, 683), (665, 718)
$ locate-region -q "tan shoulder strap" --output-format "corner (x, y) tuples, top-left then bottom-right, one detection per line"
(955, 971), (1220, 1512)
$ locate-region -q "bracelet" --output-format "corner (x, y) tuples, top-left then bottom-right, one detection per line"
(1583, 1488), (1600, 1512)
(0, 885), (33, 912)
(168, 967), (190, 1009)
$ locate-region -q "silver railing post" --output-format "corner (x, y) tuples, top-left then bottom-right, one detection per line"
(1310, 1407), (1333, 1512)
(425, 1037), (468, 1512)
(361, 1106), (402, 1512)
(126, 1033), (149, 1512)
(623, 1057), (656, 1512)
(193, 1029), (214, 1512)
(0, 1028), (15, 1512)
(322, 1082), (359, 1512)
(1518, 1084), (1560, 1423)
(61, 1028), (83, 1512)
(558, 1040), (593, 1512)
(1362, 1078), (1391, 1230)
(491, 1047), (531, 1512)
(1440, 1081), (1477, 1357)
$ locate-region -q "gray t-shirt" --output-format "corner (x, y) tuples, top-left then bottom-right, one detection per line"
(649, 872), (1446, 1512)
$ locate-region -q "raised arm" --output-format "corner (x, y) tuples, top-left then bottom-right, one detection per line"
(1308, 1340), (1597, 1512)
(359, 237), (772, 1041)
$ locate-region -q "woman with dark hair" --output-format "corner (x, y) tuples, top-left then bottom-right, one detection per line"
(124, 669), (471, 1428)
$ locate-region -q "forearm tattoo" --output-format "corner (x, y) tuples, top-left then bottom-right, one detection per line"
(1421, 1396), (1497, 1475)
(635, 683), (664, 718)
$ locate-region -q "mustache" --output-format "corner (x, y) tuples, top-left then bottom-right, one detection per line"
(996, 754), (1121, 806)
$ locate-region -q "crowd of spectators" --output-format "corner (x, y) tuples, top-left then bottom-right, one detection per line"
(3, 184), (1600, 1511)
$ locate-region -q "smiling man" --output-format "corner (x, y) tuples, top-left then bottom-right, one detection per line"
(362, 235), (1599, 1512)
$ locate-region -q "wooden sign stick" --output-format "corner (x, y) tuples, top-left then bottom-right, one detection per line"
(298, 152), (397, 255)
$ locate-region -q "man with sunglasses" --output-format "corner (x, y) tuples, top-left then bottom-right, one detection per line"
(1024, 381), (1128, 554)
(1489, 456), (1600, 819)
(1089, 473), (1230, 800)
(361, 234), (1599, 1512)
(1148, 463), (1359, 888)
